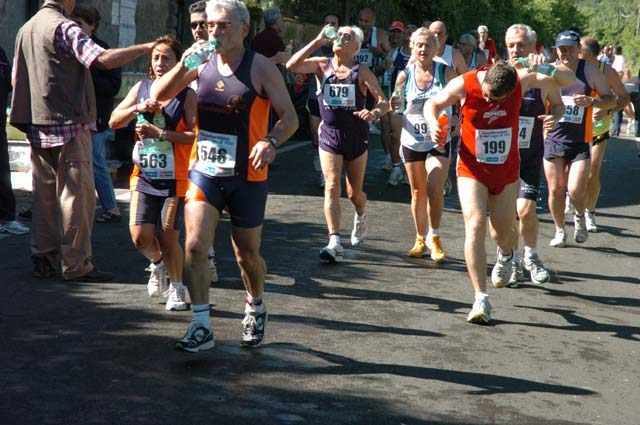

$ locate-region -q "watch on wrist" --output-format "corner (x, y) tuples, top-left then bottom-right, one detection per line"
(264, 136), (278, 147)
(373, 110), (380, 119)
(160, 130), (167, 140)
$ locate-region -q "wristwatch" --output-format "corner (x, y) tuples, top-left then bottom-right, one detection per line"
(159, 130), (167, 140)
(264, 136), (278, 147)
(373, 110), (380, 119)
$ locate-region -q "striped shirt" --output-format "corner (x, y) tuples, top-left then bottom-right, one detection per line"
(25, 18), (105, 148)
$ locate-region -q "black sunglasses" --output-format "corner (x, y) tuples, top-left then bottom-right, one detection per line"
(190, 21), (206, 30)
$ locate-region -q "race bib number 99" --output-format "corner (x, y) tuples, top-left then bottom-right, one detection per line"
(323, 83), (356, 107)
(404, 114), (429, 142)
(194, 130), (238, 177)
(475, 128), (512, 164)
(559, 96), (585, 124)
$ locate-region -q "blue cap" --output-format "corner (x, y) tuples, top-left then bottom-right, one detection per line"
(555, 30), (580, 47)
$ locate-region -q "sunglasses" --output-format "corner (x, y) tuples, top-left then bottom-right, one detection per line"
(337, 32), (352, 41)
(190, 21), (206, 30)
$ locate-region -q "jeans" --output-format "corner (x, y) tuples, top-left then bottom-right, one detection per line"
(610, 110), (622, 136)
(92, 129), (117, 210)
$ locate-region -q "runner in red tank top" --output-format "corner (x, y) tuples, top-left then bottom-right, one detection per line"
(425, 60), (567, 324)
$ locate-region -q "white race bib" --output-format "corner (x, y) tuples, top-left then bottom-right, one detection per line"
(518, 116), (535, 149)
(559, 96), (585, 124)
(475, 128), (512, 164)
(132, 138), (176, 179)
(322, 83), (356, 107)
(404, 114), (429, 143)
(194, 130), (238, 177)
(382, 69), (392, 87)
(356, 49), (373, 67)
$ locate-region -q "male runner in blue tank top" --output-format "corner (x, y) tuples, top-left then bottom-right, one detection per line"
(153, 0), (298, 352)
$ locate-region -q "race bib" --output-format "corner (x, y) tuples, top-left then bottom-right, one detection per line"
(382, 69), (392, 87)
(559, 96), (585, 124)
(518, 116), (535, 149)
(475, 128), (512, 164)
(404, 114), (429, 143)
(356, 49), (373, 67)
(194, 130), (238, 177)
(323, 83), (356, 107)
(132, 138), (175, 179)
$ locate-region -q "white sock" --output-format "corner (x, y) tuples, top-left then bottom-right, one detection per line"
(498, 249), (512, 261)
(475, 292), (489, 302)
(192, 304), (210, 327)
(513, 250), (521, 263)
(329, 234), (341, 247)
(524, 246), (537, 258)
(246, 294), (265, 313)
(428, 228), (439, 238)
(170, 281), (184, 289)
(416, 233), (426, 239)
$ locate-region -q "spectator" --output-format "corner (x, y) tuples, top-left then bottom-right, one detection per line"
(251, 7), (290, 65)
(477, 25), (498, 63)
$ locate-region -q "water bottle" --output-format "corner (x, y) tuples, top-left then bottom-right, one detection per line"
(515, 57), (557, 77)
(136, 113), (150, 126)
(152, 109), (166, 130)
(184, 39), (218, 71)
(285, 40), (294, 54)
(323, 25), (338, 40)
(393, 88), (405, 114)
(593, 119), (606, 131)
(436, 111), (449, 145)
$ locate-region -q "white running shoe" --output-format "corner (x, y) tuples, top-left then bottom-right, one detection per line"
(467, 297), (492, 324)
(491, 249), (513, 288)
(387, 166), (403, 186)
(507, 260), (524, 288)
(0, 220), (30, 235)
(146, 262), (168, 298)
(585, 211), (597, 233)
(524, 254), (551, 284)
(319, 244), (344, 263)
(175, 320), (215, 353)
(350, 211), (368, 247)
(574, 215), (589, 243)
(164, 284), (188, 311)
(564, 193), (575, 215)
(380, 154), (392, 171)
(549, 229), (567, 248)
(208, 247), (219, 283)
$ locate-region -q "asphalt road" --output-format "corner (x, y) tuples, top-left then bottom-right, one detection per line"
(2, 130), (639, 424)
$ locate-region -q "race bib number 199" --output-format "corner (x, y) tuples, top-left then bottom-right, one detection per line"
(475, 128), (512, 164)
(194, 130), (238, 177)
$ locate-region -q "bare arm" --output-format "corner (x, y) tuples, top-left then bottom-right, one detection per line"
(389, 70), (407, 110)
(452, 48), (468, 76)
(151, 55), (198, 102)
(109, 82), (145, 129)
(270, 50), (292, 65)
(540, 84), (564, 132)
(354, 65), (390, 121)
(576, 62), (616, 110)
(425, 75), (465, 145)
(145, 89), (197, 146)
(92, 43), (154, 70)
(606, 65), (631, 113)
(370, 29), (390, 57)
(287, 31), (330, 74)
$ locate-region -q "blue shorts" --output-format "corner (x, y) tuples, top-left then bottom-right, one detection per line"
(318, 121), (369, 161)
(129, 191), (184, 230)
(187, 170), (268, 228)
(544, 140), (590, 163)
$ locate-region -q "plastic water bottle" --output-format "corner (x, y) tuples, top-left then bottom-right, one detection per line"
(515, 57), (557, 77)
(285, 40), (294, 54)
(393, 89), (405, 114)
(323, 25), (338, 40)
(152, 109), (166, 130)
(436, 111), (449, 145)
(136, 113), (150, 126)
(184, 39), (218, 71)
(593, 119), (606, 131)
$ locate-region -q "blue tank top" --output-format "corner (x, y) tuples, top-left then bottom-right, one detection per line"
(546, 60), (594, 145)
(518, 88), (545, 159)
(318, 60), (367, 129)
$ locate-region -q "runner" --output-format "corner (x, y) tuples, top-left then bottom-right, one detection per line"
(152, 0), (298, 351)
(287, 25), (390, 262)
(425, 60), (566, 324)
(504, 24), (568, 286)
(543, 30), (615, 248)
(458, 33), (487, 71)
(390, 27), (456, 262)
(110, 35), (196, 311)
(579, 36), (630, 233)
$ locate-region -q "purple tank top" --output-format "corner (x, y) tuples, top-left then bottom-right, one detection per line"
(317, 60), (367, 129)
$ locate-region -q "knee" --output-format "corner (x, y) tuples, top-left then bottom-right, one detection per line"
(131, 233), (152, 252)
(236, 250), (263, 272)
(518, 205), (536, 223)
(185, 237), (207, 260)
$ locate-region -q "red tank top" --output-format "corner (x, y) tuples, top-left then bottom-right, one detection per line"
(458, 67), (522, 189)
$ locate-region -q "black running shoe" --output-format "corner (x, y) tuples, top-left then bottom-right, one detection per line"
(241, 305), (268, 348)
(175, 320), (215, 353)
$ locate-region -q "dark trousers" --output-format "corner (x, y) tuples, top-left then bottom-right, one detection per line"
(0, 131), (16, 221)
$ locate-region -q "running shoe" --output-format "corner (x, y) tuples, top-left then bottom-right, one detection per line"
(208, 247), (219, 283)
(388, 166), (403, 186)
(241, 304), (268, 348)
(146, 262), (168, 298)
(320, 244), (344, 263)
(467, 297), (492, 324)
(564, 193), (575, 215)
(0, 220), (29, 235)
(507, 260), (524, 287)
(549, 229), (567, 248)
(407, 237), (427, 257)
(350, 211), (368, 247)
(164, 284), (188, 311)
(491, 249), (513, 288)
(585, 211), (598, 233)
(574, 214), (589, 243)
(175, 320), (215, 353)
(427, 235), (446, 263)
(380, 155), (392, 171)
(524, 253), (551, 284)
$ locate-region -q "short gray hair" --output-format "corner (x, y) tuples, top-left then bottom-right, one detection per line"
(410, 27), (439, 50)
(263, 7), (281, 28)
(505, 24), (536, 45)
(206, 0), (250, 25)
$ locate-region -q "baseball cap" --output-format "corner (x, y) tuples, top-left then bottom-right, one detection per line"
(555, 30), (580, 47)
(389, 21), (405, 31)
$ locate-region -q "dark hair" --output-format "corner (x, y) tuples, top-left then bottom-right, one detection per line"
(189, 0), (206, 14)
(322, 13), (340, 26)
(147, 35), (184, 79)
(71, 4), (101, 32)
(614, 45), (623, 55)
(581, 36), (600, 57)
(484, 60), (517, 99)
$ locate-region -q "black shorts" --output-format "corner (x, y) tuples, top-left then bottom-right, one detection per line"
(306, 98), (320, 118)
(400, 144), (450, 163)
(318, 121), (369, 161)
(129, 191), (184, 230)
(592, 132), (609, 146)
(518, 149), (543, 200)
(544, 140), (590, 163)
(187, 171), (268, 229)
